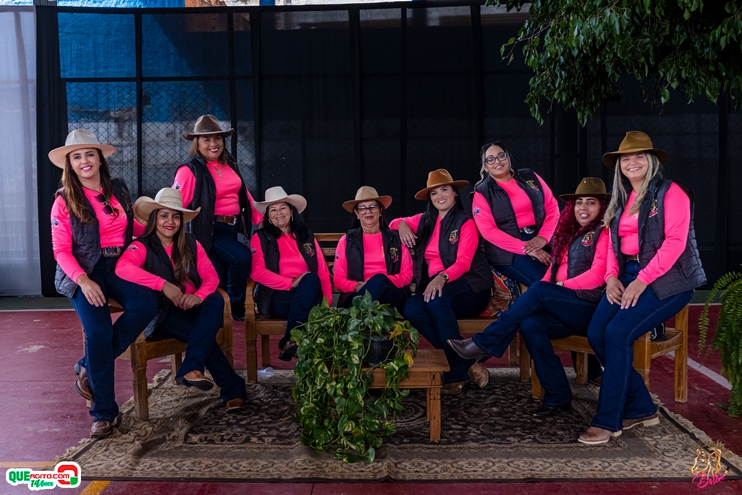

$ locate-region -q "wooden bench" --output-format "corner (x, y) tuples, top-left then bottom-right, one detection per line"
(84, 288), (234, 420)
(530, 304), (690, 403)
(369, 348), (449, 441)
(244, 233), (526, 383)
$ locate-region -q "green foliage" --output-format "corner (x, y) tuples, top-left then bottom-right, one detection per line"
(487, 1), (742, 125)
(290, 292), (419, 463)
(698, 267), (742, 416)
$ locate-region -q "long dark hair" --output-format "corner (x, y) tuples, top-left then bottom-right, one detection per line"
(349, 201), (390, 230)
(57, 149), (120, 223)
(262, 203), (312, 243)
(551, 199), (608, 265)
(140, 209), (195, 290)
(415, 189), (466, 251)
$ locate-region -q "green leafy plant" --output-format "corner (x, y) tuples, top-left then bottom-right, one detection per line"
(290, 292), (419, 463)
(698, 267), (742, 416)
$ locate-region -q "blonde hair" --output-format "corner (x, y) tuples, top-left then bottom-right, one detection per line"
(603, 152), (662, 227)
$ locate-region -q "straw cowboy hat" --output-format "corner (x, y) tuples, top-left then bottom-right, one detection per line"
(253, 186), (307, 215)
(414, 169), (469, 200)
(342, 186), (393, 213)
(183, 114), (234, 140)
(559, 177), (611, 202)
(48, 129), (117, 169)
(134, 188), (201, 225)
(602, 131), (669, 167)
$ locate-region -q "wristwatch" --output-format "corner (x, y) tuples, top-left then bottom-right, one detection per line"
(556, 281), (564, 286)
(439, 272), (450, 283)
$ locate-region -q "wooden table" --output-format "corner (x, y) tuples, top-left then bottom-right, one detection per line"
(368, 348), (449, 442)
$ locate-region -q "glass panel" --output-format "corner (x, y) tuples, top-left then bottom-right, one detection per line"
(59, 13), (135, 79)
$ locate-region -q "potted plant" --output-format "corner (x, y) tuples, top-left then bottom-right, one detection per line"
(290, 292), (419, 463)
(698, 267), (742, 416)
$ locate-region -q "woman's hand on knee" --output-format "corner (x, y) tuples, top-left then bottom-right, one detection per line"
(162, 281), (183, 307)
(354, 281), (365, 292)
(291, 272), (309, 289)
(423, 275), (445, 302)
(77, 274), (106, 307)
(620, 279), (647, 309)
(605, 277), (624, 305)
(179, 294), (202, 311)
(530, 248), (551, 265)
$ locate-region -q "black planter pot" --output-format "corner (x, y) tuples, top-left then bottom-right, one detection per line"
(364, 335), (394, 367)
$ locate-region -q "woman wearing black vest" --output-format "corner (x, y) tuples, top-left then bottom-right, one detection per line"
(172, 115), (262, 321)
(579, 132), (706, 445)
(49, 130), (157, 438)
(449, 178), (611, 416)
(115, 188), (247, 414)
(472, 142), (561, 286)
(394, 169), (494, 394)
(333, 186), (413, 312)
(250, 187), (333, 361)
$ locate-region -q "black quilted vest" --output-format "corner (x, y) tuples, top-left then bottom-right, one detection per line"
(550, 225), (605, 303)
(413, 207), (493, 294)
(54, 178), (134, 298)
(610, 178), (706, 300)
(177, 152), (252, 254)
(475, 170), (545, 266)
(255, 229), (318, 318)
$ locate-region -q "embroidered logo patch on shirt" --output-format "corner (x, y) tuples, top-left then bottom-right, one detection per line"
(581, 231), (594, 247)
(303, 243), (316, 257)
(473, 207), (480, 215)
(127, 245), (138, 251)
(649, 199), (659, 218)
(174, 181), (181, 190)
(526, 180), (540, 192)
(251, 248), (256, 254)
(51, 217), (59, 227)
(389, 247), (400, 263)
(449, 229), (459, 244)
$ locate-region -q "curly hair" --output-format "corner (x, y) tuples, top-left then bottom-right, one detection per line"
(551, 198), (608, 265)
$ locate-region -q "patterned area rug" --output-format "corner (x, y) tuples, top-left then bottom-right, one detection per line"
(56, 368), (742, 482)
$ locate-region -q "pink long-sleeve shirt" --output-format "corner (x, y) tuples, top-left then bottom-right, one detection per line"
(472, 173), (560, 254)
(389, 213), (479, 281)
(51, 189), (144, 283)
(250, 232), (333, 301)
(115, 239), (219, 301)
(605, 183), (691, 285)
(542, 229), (609, 290)
(333, 233), (413, 292)
(172, 164), (263, 225)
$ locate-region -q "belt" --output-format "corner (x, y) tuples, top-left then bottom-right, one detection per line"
(101, 246), (123, 258)
(626, 254), (639, 261)
(519, 225), (537, 235)
(214, 215), (238, 226)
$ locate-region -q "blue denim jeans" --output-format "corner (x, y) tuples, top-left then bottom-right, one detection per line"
(210, 222), (252, 318)
(268, 272), (324, 348)
(70, 256), (158, 422)
(492, 233), (549, 287)
(151, 292), (246, 403)
(587, 261), (693, 432)
(403, 278), (490, 383)
(342, 273), (409, 313)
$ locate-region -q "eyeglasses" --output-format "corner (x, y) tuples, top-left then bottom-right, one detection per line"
(94, 193), (114, 216)
(355, 204), (380, 213)
(484, 152), (508, 165)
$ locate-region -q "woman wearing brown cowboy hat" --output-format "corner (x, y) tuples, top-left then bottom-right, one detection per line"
(333, 186), (413, 311)
(172, 115), (263, 321)
(250, 186), (332, 361)
(49, 129), (157, 438)
(579, 131), (706, 445)
(449, 178), (611, 416)
(393, 169), (494, 394)
(115, 188), (247, 414)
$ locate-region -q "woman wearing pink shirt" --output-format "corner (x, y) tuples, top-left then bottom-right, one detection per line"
(49, 130), (157, 438)
(473, 142), (560, 286)
(449, 178), (610, 416)
(334, 186), (412, 311)
(173, 115), (262, 321)
(579, 132), (706, 445)
(116, 188), (246, 414)
(395, 170), (494, 395)
(250, 187), (332, 361)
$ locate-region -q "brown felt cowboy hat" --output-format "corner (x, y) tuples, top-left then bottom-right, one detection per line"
(134, 188), (201, 225)
(48, 129), (117, 169)
(253, 186), (308, 215)
(414, 169), (469, 200)
(559, 177), (611, 202)
(183, 114), (234, 140)
(602, 131), (669, 167)
(342, 186), (393, 213)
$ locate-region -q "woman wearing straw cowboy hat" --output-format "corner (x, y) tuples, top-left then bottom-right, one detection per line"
(449, 178), (611, 416)
(578, 131), (706, 445)
(49, 129), (157, 438)
(392, 169), (494, 394)
(472, 142), (561, 286)
(115, 188), (247, 414)
(250, 186), (332, 361)
(333, 186), (413, 311)
(172, 115), (263, 321)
